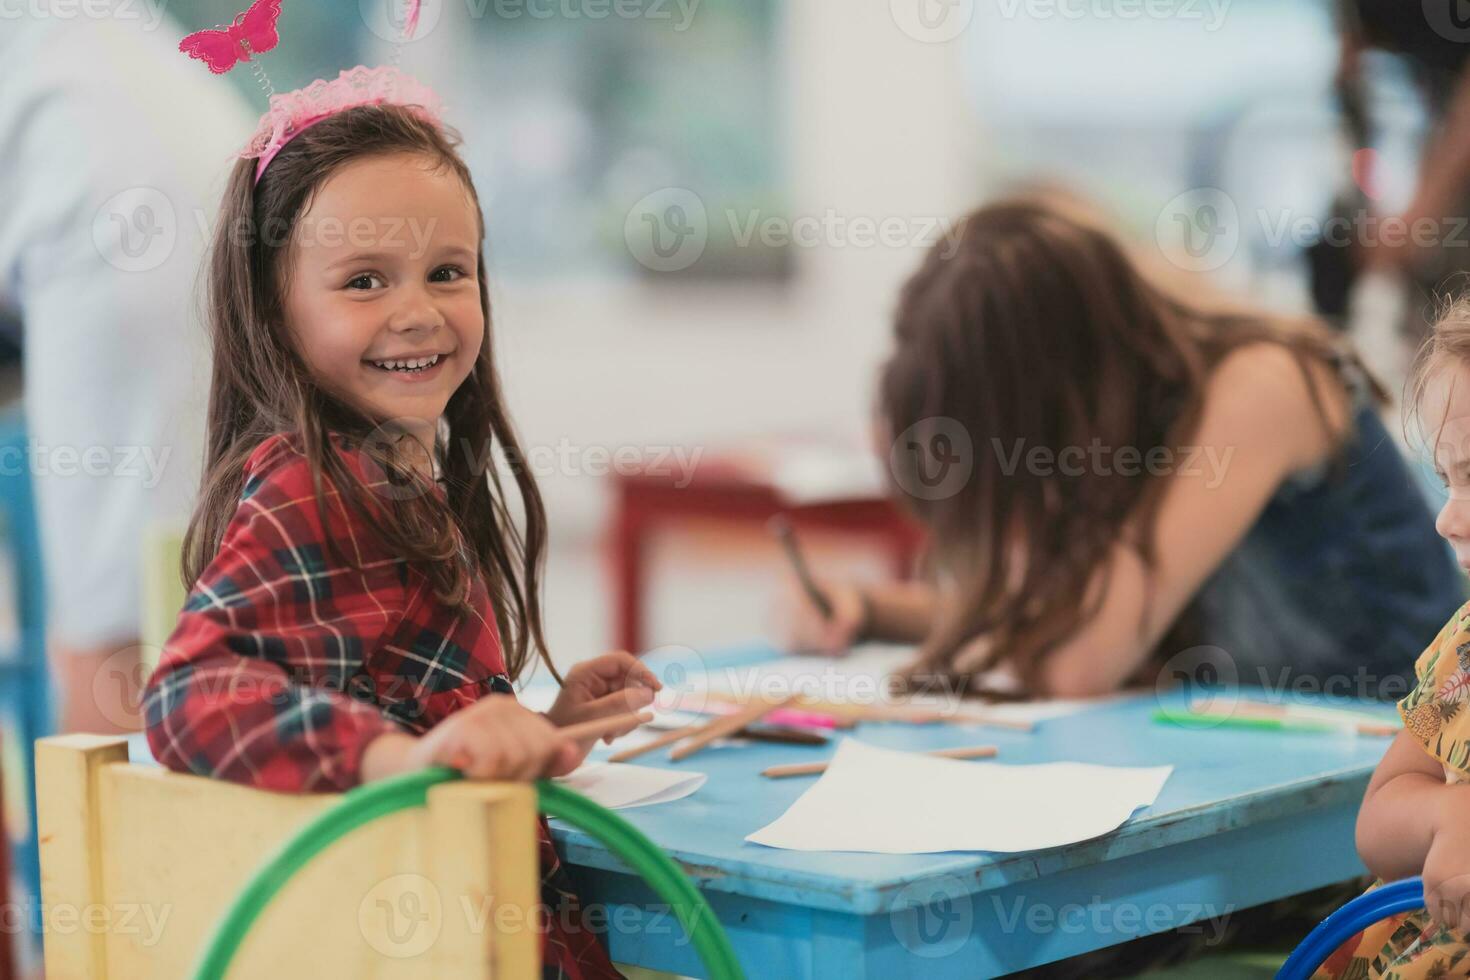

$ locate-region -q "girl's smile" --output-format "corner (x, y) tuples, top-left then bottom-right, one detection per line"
(363, 348), (457, 382)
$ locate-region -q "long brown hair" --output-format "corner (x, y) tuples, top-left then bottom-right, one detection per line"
(883, 197), (1374, 695)
(183, 104), (555, 683)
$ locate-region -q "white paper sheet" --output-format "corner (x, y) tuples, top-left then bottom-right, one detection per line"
(554, 762), (707, 810)
(692, 646), (1138, 725)
(746, 739), (1172, 854)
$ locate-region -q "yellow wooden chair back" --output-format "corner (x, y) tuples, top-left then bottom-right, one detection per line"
(36, 734), (540, 979)
(139, 522), (187, 679)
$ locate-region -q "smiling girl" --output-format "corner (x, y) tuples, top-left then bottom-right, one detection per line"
(142, 76), (647, 979)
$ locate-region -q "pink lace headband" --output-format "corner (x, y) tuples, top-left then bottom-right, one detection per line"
(179, 0), (444, 186)
(243, 66), (445, 184)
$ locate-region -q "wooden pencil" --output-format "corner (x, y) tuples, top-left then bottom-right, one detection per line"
(607, 723), (704, 763)
(941, 709), (1037, 734)
(762, 744), (999, 779)
(558, 711), (655, 745)
(669, 695), (798, 762)
(795, 699), (1036, 733)
(769, 515), (834, 619)
(783, 699), (923, 723)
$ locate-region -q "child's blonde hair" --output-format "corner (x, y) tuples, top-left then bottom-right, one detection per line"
(185, 103), (555, 683)
(1407, 295), (1470, 456)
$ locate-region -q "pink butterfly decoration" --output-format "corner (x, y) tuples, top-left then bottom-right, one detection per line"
(179, 0), (284, 75)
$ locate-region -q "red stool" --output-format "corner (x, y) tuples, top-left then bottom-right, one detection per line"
(608, 452), (925, 653)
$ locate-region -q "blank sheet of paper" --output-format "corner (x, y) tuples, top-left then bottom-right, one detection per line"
(554, 762), (707, 810)
(746, 739), (1172, 854)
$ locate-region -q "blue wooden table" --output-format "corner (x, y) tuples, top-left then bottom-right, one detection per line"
(550, 643), (1397, 979)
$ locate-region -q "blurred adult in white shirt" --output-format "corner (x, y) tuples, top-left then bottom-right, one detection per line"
(0, 2), (255, 734)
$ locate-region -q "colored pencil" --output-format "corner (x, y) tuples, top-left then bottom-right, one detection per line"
(737, 724), (830, 746)
(769, 515), (834, 619)
(669, 695), (798, 761)
(1153, 708), (1396, 737)
(607, 723), (704, 763)
(762, 744), (999, 779)
(558, 711), (655, 744)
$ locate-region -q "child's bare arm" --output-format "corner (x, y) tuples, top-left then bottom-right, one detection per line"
(861, 581), (940, 644)
(361, 698), (575, 783)
(361, 731), (421, 783)
(772, 578), (938, 655)
(1356, 730), (1466, 883)
(360, 694), (648, 783)
(1040, 344), (1346, 697)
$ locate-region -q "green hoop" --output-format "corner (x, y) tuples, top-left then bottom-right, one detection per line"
(190, 767), (743, 979)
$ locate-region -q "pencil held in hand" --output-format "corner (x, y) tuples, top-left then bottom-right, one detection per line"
(769, 515), (834, 619)
(557, 710), (654, 744)
(443, 711), (651, 775)
(607, 696), (800, 763)
(607, 723), (704, 763)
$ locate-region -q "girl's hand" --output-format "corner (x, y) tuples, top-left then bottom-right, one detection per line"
(545, 651), (661, 751)
(770, 574), (867, 656)
(1424, 793), (1470, 937)
(410, 694), (585, 781)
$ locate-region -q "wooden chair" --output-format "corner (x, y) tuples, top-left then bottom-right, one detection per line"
(37, 734), (543, 979)
(138, 521), (186, 680)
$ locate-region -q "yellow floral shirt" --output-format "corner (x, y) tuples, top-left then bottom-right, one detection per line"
(1399, 601), (1470, 783)
(1313, 602), (1470, 978)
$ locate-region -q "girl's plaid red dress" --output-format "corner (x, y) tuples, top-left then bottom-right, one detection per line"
(143, 432), (623, 980)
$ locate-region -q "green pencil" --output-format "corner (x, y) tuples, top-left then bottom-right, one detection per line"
(1152, 708), (1397, 737)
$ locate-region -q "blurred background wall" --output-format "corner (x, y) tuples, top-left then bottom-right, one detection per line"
(159, 0), (1437, 657)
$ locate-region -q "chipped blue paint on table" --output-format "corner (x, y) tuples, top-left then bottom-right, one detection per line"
(547, 642), (1395, 979)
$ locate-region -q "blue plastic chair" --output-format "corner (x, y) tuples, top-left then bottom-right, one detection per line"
(0, 410), (54, 934)
(1276, 877), (1426, 979)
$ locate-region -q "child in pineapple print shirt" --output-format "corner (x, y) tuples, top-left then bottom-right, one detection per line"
(1318, 299), (1470, 978)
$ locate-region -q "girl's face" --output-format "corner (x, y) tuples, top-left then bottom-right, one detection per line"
(282, 152), (484, 448)
(1425, 359), (1470, 572)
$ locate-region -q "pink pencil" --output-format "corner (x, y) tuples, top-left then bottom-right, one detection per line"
(668, 695), (842, 730)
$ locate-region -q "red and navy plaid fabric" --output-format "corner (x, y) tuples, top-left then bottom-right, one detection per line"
(143, 432), (622, 980)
